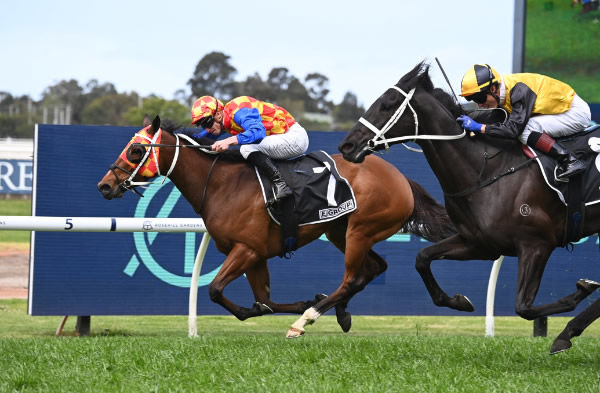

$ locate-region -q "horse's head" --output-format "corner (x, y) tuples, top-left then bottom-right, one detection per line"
(339, 61), (464, 163)
(97, 115), (163, 199)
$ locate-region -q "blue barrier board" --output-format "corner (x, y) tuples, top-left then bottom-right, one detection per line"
(29, 124), (600, 316)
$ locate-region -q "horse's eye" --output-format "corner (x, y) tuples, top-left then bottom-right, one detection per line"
(126, 144), (147, 164)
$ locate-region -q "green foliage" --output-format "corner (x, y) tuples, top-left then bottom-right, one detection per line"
(123, 97), (190, 127)
(80, 93), (139, 126)
(1, 299), (600, 392)
(0, 51), (366, 137)
(188, 51), (238, 100)
(525, 0), (600, 102)
(333, 91), (366, 129)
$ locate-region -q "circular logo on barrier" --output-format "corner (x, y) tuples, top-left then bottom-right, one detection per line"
(122, 179), (222, 287)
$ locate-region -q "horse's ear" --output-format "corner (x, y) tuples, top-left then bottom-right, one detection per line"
(142, 114), (152, 127)
(149, 115), (161, 134)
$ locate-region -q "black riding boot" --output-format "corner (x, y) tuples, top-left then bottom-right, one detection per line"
(526, 132), (585, 179)
(247, 151), (292, 205)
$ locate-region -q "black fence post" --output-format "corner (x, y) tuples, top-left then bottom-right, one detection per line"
(76, 316), (91, 336)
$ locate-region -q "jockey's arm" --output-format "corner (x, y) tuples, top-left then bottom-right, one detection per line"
(484, 82), (536, 139)
(233, 108), (267, 144)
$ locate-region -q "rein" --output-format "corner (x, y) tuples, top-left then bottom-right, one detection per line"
(444, 146), (537, 198)
(198, 154), (221, 213)
(133, 142), (213, 149)
(359, 86), (466, 152)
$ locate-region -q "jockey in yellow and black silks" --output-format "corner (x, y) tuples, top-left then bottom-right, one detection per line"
(190, 95), (309, 205)
(456, 64), (591, 180)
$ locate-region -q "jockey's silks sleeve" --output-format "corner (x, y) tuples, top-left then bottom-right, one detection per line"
(233, 107), (267, 144)
(484, 83), (537, 139)
(178, 128), (219, 142)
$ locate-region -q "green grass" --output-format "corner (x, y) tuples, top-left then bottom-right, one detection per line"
(2, 300), (600, 392)
(525, 0), (600, 101)
(0, 197), (32, 244)
(3, 196), (600, 391)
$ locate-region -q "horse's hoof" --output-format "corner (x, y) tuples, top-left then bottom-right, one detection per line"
(286, 327), (305, 339)
(576, 278), (600, 294)
(550, 338), (572, 355)
(452, 294), (475, 312)
(337, 312), (352, 333)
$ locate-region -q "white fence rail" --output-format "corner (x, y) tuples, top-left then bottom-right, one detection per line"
(0, 215), (504, 337)
(0, 215), (209, 337)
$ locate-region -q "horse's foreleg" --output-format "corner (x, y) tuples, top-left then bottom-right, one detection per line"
(551, 296), (600, 355)
(415, 235), (487, 312)
(514, 246), (600, 320)
(287, 244), (387, 338)
(245, 259), (328, 316)
(335, 249), (388, 332)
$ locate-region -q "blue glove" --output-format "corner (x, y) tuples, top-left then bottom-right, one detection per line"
(457, 115), (483, 133)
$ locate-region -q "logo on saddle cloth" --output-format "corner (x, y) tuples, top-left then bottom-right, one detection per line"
(254, 151), (357, 226)
(525, 125), (600, 207)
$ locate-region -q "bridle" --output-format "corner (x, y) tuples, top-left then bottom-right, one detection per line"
(110, 129), (192, 196)
(358, 86), (466, 153)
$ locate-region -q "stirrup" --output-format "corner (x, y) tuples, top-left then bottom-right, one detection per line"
(557, 160), (585, 179)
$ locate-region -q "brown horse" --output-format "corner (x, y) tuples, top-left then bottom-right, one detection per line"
(338, 62), (600, 353)
(97, 116), (455, 337)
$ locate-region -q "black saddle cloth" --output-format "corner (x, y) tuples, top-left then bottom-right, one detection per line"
(524, 124), (600, 206)
(254, 151), (357, 226)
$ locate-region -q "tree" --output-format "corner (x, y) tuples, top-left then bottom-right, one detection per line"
(188, 52), (237, 101)
(234, 73), (272, 101)
(123, 97), (189, 127)
(304, 73), (332, 113)
(80, 93), (139, 126)
(332, 91), (365, 131)
(41, 79), (84, 124)
(266, 67), (293, 103)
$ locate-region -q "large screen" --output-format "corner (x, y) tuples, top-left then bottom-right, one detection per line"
(518, 0), (600, 120)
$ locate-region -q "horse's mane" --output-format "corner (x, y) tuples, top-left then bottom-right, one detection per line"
(398, 61), (464, 118)
(159, 118), (245, 163)
(400, 62), (521, 153)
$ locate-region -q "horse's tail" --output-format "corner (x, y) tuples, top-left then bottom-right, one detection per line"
(401, 178), (456, 242)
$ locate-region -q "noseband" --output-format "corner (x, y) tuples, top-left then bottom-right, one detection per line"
(358, 86), (466, 152)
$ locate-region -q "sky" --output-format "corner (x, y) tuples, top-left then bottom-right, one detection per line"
(1, 0), (515, 107)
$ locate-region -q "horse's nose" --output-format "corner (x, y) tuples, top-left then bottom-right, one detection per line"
(338, 141), (355, 156)
(97, 182), (114, 200)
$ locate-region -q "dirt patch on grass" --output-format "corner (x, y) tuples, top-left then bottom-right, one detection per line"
(0, 245), (29, 299)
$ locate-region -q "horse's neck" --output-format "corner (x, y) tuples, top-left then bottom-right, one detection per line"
(159, 141), (222, 215)
(164, 144), (253, 219)
(420, 136), (523, 195)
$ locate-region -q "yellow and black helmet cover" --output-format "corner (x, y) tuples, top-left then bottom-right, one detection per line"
(460, 64), (501, 97)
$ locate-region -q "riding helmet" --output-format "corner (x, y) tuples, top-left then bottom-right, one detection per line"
(191, 96), (225, 125)
(460, 64), (501, 97)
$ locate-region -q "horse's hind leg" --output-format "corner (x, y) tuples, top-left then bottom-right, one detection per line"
(245, 258), (328, 316)
(514, 244), (600, 320)
(551, 296), (600, 355)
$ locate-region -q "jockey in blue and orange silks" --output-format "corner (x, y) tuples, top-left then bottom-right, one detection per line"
(190, 95), (309, 205)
